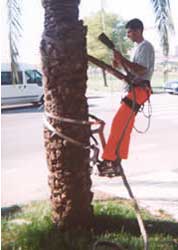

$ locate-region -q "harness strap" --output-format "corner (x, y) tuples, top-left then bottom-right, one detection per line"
(122, 96), (141, 113)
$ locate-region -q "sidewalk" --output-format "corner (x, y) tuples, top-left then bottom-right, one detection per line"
(2, 166), (178, 222)
(92, 168), (178, 221)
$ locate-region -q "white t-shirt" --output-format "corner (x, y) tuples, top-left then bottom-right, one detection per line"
(132, 40), (155, 81)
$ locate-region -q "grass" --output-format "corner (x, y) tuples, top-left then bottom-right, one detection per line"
(1, 199), (178, 250)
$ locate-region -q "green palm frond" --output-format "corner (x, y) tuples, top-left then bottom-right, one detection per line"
(150, 0), (175, 56)
(7, 0), (22, 83)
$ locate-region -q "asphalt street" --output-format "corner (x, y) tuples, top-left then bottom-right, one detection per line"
(1, 92), (178, 221)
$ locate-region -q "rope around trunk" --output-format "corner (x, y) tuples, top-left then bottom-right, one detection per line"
(44, 110), (148, 250)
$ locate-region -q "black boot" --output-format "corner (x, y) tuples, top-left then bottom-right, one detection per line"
(97, 159), (121, 177)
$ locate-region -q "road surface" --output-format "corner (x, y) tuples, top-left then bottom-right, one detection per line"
(2, 92), (178, 220)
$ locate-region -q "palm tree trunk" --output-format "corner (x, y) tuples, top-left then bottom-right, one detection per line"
(40, 0), (93, 230)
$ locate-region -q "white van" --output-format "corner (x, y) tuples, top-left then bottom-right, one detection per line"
(1, 63), (44, 106)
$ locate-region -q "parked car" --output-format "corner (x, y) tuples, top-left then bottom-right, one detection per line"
(163, 80), (178, 95)
(1, 63), (44, 106)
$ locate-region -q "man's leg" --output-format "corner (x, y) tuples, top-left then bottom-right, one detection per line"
(102, 102), (135, 160)
(97, 87), (151, 177)
(103, 87), (151, 161)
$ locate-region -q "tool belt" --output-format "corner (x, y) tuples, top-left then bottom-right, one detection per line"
(128, 80), (153, 93)
(142, 80), (153, 94)
(138, 80), (151, 87)
(129, 80), (151, 91)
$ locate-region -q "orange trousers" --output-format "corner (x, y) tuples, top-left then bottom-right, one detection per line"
(102, 87), (151, 160)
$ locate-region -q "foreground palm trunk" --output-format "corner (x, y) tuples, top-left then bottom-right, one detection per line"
(40, 0), (93, 230)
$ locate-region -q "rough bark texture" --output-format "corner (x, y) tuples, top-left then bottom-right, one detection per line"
(40, 0), (93, 230)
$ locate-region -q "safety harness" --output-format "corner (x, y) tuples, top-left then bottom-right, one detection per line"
(122, 80), (151, 113)
(122, 96), (141, 113)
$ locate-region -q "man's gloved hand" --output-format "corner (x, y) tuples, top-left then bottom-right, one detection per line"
(113, 50), (123, 66)
(112, 59), (119, 68)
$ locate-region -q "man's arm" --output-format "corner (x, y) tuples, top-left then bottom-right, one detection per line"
(113, 50), (147, 76)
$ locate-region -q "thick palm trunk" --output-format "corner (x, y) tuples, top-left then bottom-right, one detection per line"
(40, 0), (93, 230)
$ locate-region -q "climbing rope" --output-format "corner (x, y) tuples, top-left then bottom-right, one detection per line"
(43, 95), (149, 250)
(116, 85), (149, 250)
(43, 111), (105, 166)
(134, 98), (152, 134)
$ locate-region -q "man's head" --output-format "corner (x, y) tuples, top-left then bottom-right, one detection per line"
(125, 19), (144, 43)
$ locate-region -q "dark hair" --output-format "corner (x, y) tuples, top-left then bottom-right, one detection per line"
(125, 18), (144, 32)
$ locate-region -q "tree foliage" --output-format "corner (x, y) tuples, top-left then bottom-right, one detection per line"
(7, 0), (22, 83)
(150, 0), (174, 56)
(84, 11), (133, 64)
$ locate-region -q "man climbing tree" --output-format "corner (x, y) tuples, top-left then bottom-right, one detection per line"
(97, 18), (155, 177)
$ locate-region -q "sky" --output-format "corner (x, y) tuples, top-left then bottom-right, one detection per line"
(1, 0), (178, 64)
